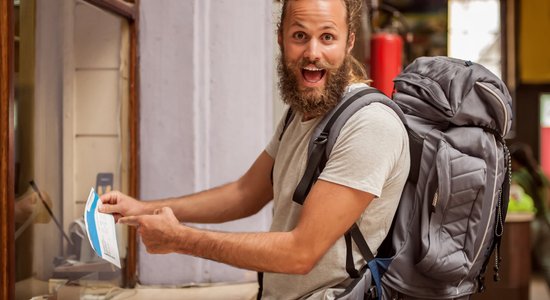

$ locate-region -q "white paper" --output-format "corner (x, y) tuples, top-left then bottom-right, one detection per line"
(84, 187), (121, 268)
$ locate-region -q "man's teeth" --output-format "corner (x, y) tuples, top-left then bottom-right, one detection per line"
(303, 67), (324, 71)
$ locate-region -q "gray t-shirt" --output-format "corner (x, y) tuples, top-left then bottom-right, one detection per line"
(262, 87), (410, 299)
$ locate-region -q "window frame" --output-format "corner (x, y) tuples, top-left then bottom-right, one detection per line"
(0, 0), (140, 297)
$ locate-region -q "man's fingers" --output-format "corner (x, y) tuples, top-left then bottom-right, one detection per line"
(119, 216), (141, 226)
(154, 207), (172, 215)
(113, 213), (123, 223)
(100, 191), (120, 204)
(98, 203), (116, 214)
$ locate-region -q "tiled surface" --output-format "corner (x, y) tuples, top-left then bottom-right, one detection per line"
(74, 136), (120, 206)
(75, 70), (120, 135)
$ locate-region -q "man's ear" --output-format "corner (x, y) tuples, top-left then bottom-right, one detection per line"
(347, 32), (356, 54)
(278, 30), (283, 48)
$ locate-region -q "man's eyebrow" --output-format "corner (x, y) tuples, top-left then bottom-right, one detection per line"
(288, 21), (339, 31)
(320, 24), (337, 31)
(289, 20), (306, 29)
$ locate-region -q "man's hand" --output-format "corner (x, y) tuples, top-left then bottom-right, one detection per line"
(119, 207), (182, 254)
(99, 191), (147, 222)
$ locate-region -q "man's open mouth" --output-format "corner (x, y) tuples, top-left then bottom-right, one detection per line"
(301, 67), (326, 83)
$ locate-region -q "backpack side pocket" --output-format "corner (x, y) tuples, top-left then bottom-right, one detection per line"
(416, 140), (487, 282)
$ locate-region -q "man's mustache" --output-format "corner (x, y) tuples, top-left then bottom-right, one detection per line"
(287, 59), (334, 70)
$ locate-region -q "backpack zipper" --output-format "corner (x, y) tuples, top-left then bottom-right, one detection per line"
(394, 77), (452, 114)
(431, 189), (439, 213)
(475, 82), (509, 135)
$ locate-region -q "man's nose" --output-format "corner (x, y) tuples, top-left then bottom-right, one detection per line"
(304, 39), (321, 62)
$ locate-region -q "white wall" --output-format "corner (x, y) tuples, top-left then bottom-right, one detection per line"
(448, 0), (501, 77)
(139, 0), (274, 285)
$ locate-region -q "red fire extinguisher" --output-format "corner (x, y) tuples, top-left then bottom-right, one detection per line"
(368, 4), (410, 97)
(370, 31), (403, 97)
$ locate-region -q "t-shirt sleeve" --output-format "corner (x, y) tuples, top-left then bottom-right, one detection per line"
(318, 104), (408, 198)
(265, 107), (290, 159)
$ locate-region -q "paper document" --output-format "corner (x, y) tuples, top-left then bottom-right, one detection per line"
(84, 188), (121, 268)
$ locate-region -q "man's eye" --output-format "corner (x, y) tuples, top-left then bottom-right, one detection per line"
(293, 32), (306, 40)
(322, 34), (334, 41)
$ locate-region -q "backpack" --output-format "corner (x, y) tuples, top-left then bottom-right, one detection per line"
(283, 56), (513, 299)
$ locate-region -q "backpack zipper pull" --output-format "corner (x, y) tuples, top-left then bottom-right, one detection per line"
(431, 189), (439, 213)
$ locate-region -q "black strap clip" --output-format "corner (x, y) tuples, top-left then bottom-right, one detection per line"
(366, 286), (378, 300)
(314, 132), (329, 145)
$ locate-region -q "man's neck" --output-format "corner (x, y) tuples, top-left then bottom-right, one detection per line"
(300, 82), (368, 122)
(301, 113), (316, 122)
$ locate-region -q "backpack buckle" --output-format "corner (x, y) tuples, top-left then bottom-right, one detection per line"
(366, 286), (378, 299)
(314, 132), (328, 145)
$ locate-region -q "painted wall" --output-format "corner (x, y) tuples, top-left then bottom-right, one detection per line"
(519, 0), (550, 83)
(139, 0), (274, 284)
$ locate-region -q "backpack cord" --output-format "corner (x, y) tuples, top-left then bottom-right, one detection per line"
(477, 140), (511, 292)
(494, 144), (511, 280)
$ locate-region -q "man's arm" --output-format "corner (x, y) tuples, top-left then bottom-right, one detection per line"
(120, 179), (374, 274)
(100, 151), (275, 224)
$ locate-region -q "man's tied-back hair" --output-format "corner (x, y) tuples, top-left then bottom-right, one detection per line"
(277, 0), (363, 39)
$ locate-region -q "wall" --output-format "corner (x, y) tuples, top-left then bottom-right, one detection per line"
(519, 0), (550, 83)
(510, 0), (550, 163)
(29, 0), (63, 280)
(139, 0), (274, 284)
(448, 0), (501, 77)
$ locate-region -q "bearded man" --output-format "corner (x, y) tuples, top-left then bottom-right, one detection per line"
(99, 0), (410, 298)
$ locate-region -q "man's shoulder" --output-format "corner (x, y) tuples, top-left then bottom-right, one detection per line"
(346, 103), (408, 137)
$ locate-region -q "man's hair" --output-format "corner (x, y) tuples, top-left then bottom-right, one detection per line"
(277, 0), (369, 84)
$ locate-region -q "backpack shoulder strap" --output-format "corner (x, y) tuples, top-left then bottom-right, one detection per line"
(290, 87), (405, 283)
(270, 107), (295, 185)
(292, 87), (405, 205)
(279, 107), (295, 141)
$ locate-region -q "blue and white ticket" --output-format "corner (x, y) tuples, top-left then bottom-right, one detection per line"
(84, 187), (121, 268)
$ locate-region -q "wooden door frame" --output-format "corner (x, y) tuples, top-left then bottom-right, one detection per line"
(1, 0), (15, 298)
(0, 0), (140, 297)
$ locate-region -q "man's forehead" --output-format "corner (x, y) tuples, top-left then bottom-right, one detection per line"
(283, 0), (347, 27)
(284, 0), (347, 13)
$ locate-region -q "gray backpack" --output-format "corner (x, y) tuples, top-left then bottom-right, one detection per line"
(287, 56), (513, 299)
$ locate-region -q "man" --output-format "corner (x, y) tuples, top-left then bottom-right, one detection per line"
(100, 0), (410, 298)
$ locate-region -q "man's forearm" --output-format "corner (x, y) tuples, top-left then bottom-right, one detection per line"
(173, 226), (318, 274)
(143, 181), (270, 224)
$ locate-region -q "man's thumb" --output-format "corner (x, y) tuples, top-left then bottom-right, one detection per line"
(99, 204), (115, 214)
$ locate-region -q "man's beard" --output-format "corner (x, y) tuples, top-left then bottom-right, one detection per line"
(277, 54), (350, 118)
